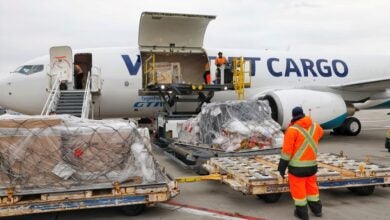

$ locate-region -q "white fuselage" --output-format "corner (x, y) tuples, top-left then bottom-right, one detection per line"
(0, 47), (389, 119)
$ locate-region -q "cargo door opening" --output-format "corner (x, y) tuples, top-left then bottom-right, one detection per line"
(141, 51), (209, 87)
(74, 53), (92, 90)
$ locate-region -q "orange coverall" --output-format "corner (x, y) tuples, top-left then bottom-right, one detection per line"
(279, 116), (324, 218)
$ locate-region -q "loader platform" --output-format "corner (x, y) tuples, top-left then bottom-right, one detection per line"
(202, 152), (390, 202)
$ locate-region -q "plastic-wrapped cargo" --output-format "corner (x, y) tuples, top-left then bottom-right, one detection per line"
(178, 100), (284, 152)
(0, 115), (158, 195)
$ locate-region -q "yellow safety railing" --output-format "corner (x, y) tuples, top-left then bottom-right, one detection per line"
(144, 54), (156, 87)
(232, 57), (251, 100)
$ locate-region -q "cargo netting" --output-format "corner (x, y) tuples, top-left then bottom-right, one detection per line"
(0, 115), (158, 195)
(178, 100), (284, 152)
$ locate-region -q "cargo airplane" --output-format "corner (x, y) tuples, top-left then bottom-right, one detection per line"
(1, 12), (389, 136)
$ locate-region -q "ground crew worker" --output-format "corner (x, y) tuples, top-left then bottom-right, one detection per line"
(385, 129), (390, 152)
(214, 52), (228, 84)
(203, 62), (211, 84)
(74, 64), (84, 89)
(278, 106), (324, 220)
(215, 52), (228, 67)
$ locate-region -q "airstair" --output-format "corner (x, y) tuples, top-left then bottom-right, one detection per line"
(55, 91), (85, 117)
(41, 72), (94, 119)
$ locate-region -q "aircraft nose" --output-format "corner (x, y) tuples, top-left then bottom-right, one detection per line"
(0, 75), (13, 109)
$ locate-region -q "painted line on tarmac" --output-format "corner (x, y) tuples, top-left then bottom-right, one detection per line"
(159, 201), (265, 220)
(362, 127), (389, 131)
(360, 119), (390, 123)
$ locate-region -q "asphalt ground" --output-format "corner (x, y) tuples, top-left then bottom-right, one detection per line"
(4, 109), (390, 220)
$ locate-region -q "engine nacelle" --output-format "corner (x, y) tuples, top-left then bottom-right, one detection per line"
(263, 89), (347, 129)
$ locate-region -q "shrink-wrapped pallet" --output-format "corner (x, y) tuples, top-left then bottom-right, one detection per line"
(178, 100), (284, 152)
(0, 115), (158, 195)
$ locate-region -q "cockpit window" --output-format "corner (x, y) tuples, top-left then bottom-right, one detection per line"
(14, 65), (44, 75)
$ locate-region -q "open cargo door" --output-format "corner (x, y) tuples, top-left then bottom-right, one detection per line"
(139, 12), (216, 49)
(50, 46), (73, 83)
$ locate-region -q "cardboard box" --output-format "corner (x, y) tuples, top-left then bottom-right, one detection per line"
(155, 62), (172, 84)
(0, 172), (10, 186)
(0, 117), (64, 189)
(0, 117), (62, 129)
(0, 135), (63, 187)
(147, 62), (182, 84)
(171, 62), (182, 83)
(63, 129), (133, 174)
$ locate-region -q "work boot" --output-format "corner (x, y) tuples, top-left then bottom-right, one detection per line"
(308, 200), (322, 217)
(294, 205), (309, 220)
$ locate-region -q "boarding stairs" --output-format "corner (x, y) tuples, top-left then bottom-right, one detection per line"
(41, 72), (94, 119)
(55, 91), (85, 117)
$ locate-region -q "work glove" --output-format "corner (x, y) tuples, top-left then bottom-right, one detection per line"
(278, 158), (289, 179)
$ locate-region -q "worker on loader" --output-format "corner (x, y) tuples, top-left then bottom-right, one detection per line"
(214, 52), (228, 84)
(278, 106), (324, 220)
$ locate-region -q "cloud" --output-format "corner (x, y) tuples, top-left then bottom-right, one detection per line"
(0, 0), (390, 73)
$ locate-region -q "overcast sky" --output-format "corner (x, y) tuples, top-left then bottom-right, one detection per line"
(1, 0), (390, 74)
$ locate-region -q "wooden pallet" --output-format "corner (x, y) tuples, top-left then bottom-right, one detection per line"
(0, 181), (175, 205)
(203, 153), (390, 195)
(0, 180), (179, 217)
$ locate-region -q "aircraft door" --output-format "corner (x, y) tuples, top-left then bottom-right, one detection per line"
(49, 46), (73, 86)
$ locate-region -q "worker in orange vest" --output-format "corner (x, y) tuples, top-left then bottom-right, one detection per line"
(203, 62), (211, 84)
(278, 106), (324, 220)
(214, 52), (228, 84)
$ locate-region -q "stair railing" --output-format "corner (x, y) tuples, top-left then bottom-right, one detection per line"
(41, 73), (62, 115)
(81, 71), (92, 119)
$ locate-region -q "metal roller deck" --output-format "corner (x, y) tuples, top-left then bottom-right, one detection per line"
(202, 152), (390, 199)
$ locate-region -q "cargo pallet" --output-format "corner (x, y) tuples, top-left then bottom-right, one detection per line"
(165, 141), (281, 174)
(0, 171), (179, 217)
(199, 152), (390, 202)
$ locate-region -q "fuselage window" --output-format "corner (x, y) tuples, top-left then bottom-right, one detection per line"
(14, 65), (44, 75)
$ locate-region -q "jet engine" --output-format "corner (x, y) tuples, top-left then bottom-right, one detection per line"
(263, 89), (361, 136)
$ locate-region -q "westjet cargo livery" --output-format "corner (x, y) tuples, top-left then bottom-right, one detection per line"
(1, 12), (389, 136)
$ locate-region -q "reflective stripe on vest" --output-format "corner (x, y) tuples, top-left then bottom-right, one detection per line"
(289, 124), (318, 167)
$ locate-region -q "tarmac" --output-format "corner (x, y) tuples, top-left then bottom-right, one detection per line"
(5, 109), (390, 220)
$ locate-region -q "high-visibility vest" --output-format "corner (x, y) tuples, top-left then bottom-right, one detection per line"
(288, 124), (318, 167)
(215, 57), (227, 66)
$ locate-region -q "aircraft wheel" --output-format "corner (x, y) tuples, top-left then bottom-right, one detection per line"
(333, 117), (361, 136)
(347, 185), (375, 196)
(344, 117), (361, 136)
(121, 204), (146, 216)
(257, 193), (282, 203)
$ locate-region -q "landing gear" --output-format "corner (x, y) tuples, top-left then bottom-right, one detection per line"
(332, 117), (361, 136)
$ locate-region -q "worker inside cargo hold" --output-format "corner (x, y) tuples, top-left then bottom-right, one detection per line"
(214, 52), (228, 84)
(203, 61), (211, 84)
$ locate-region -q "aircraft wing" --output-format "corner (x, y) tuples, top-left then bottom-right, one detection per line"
(329, 77), (390, 92)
